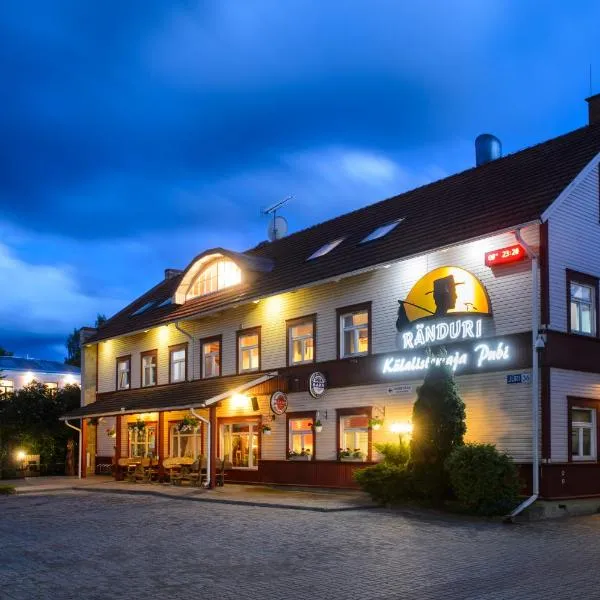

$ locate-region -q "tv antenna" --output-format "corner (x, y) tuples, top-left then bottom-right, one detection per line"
(262, 195), (292, 241)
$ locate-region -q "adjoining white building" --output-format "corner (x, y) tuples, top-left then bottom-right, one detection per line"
(0, 357), (80, 394)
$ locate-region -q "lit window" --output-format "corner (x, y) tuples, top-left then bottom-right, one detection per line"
(187, 258), (241, 299)
(288, 418), (314, 458)
(360, 218), (404, 244)
(142, 352), (157, 387)
(339, 414), (369, 459)
(117, 357), (131, 390)
(170, 423), (202, 459)
(571, 407), (596, 460)
(0, 380), (14, 395)
(288, 321), (314, 365)
(570, 282), (595, 335)
(202, 339), (221, 378)
(170, 346), (186, 383)
(238, 331), (259, 372)
(131, 301), (155, 316)
(340, 310), (369, 357)
(220, 421), (259, 468)
(129, 423), (156, 458)
(307, 237), (345, 260)
(45, 382), (58, 391)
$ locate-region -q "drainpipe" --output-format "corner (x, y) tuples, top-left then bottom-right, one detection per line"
(190, 407), (210, 488)
(175, 322), (195, 381)
(507, 227), (542, 521)
(65, 419), (82, 479)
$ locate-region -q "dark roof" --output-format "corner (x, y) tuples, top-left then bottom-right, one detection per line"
(0, 357), (80, 375)
(61, 373), (268, 418)
(90, 122), (600, 343)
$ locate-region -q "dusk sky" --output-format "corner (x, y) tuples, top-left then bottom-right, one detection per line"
(2, 1), (600, 361)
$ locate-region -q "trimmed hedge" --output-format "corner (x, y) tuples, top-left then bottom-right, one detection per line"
(0, 485), (16, 496)
(445, 443), (520, 515)
(353, 463), (414, 505)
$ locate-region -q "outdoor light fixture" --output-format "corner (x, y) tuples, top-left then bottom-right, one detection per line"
(15, 450), (26, 462)
(231, 393), (250, 408)
(390, 422), (413, 445)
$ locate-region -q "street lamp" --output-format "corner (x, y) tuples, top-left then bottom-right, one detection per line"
(390, 422), (413, 445)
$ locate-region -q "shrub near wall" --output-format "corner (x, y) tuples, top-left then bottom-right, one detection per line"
(445, 443), (520, 516)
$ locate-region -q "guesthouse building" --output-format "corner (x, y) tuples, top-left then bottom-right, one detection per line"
(64, 95), (600, 499)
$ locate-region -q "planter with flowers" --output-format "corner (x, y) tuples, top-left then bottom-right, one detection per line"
(261, 424), (272, 436)
(177, 415), (200, 433)
(368, 417), (384, 431)
(313, 420), (323, 433)
(338, 448), (365, 462)
(288, 449), (312, 461)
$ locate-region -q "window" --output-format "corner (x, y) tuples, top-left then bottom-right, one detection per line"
(339, 414), (369, 458)
(170, 423), (202, 459)
(131, 301), (155, 316)
(201, 337), (221, 378)
(288, 416), (315, 458)
(116, 356), (131, 390)
(307, 237), (345, 260)
(169, 344), (187, 383)
(0, 380), (14, 395)
(129, 423), (157, 458)
(187, 258), (241, 299)
(571, 407), (596, 461)
(360, 218), (404, 244)
(338, 304), (371, 358)
(45, 382), (58, 391)
(141, 350), (157, 387)
(287, 316), (315, 365)
(219, 420), (259, 468)
(570, 281), (596, 335)
(238, 328), (260, 373)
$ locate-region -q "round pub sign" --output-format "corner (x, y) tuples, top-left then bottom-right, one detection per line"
(308, 371), (327, 399)
(270, 391), (288, 415)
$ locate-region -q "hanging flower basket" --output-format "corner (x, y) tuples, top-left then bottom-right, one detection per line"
(177, 415), (199, 433)
(368, 417), (384, 431)
(105, 427), (116, 439)
(261, 425), (272, 435)
(313, 420), (323, 433)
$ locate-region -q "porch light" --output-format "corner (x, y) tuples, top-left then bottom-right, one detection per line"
(15, 450), (26, 462)
(390, 422), (413, 436)
(23, 372), (34, 385)
(231, 394), (250, 409)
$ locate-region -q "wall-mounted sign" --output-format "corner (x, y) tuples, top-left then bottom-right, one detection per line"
(270, 391), (288, 415)
(387, 384), (413, 395)
(396, 267), (492, 350)
(485, 244), (525, 267)
(308, 371), (327, 399)
(506, 373), (531, 385)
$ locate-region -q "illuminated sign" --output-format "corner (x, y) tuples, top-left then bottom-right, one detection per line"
(308, 372), (327, 398)
(382, 341), (511, 375)
(270, 391), (288, 415)
(484, 244), (525, 267)
(396, 267), (492, 350)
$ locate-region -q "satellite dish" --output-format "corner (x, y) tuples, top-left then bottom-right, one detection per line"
(268, 216), (288, 241)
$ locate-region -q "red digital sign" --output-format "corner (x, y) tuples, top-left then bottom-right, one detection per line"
(485, 244), (526, 267)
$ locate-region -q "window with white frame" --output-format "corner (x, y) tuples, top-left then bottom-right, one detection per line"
(202, 339), (221, 378)
(220, 421), (258, 468)
(141, 352), (157, 387)
(129, 424), (157, 458)
(288, 417), (314, 457)
(571, 407), (596, 461)
(187, 258), (241, 299)
(339, 414), (369, 458)
(117, 357), (131, 390)
(170, 346), (186, 383)
(570, 281), (595, 335)
(170, 423), (202, 459)
(288, 320), (314, 365)
(238, 331), (259, 372)
(340, 310), (369, 357)
(0, 380), (14, 395)
(45, 382), (58, 391)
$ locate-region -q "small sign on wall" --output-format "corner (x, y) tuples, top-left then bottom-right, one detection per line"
(387, 384), (413, 395)
(506, 373), (531, 385)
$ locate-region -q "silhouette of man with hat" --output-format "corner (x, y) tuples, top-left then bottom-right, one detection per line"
(426, 274), (463, 316)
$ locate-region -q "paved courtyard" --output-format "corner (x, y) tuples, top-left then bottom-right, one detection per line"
(1, 490), (600, 600)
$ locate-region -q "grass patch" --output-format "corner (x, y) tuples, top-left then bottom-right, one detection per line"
(0, 485), (16, 496)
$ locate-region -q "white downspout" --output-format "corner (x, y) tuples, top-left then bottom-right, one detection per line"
(190, 407), (210, 488)
(507, 227), (542, 520)
(65, 419), (82, 479)
(175, 321), (195, 381)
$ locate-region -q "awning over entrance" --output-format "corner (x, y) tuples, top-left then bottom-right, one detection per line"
(61, 372), (279, 420)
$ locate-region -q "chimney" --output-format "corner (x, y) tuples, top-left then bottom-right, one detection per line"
(586, 93), (600, 125)
(164, 268), (182, 280)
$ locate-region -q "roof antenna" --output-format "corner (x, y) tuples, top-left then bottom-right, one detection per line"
(262, 195), (292, 241)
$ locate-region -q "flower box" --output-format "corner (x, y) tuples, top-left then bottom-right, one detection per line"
(340, 457), (365, 462)
(288, 455), (312, 461)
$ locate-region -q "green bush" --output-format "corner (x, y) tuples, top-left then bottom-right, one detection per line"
(0, 485), (16, 495)
(445, 443), (520, 516)
(353, 463), (414, 505)
(373, 441), (410, 466)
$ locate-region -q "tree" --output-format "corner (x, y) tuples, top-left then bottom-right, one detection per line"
(410, 358), (466, 501)
(0, 347), (13, 356)
(65, 314), (107, 367)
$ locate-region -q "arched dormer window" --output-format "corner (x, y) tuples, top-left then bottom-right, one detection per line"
(186, 258), (242, 300)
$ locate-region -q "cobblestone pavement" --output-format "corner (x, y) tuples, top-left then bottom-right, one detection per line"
(1, 491), (600, 600)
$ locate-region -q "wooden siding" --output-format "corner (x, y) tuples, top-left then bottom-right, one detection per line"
(547, 166), (600, 331)
(95, 226), (538, 394)
(550, 368), (600, 462)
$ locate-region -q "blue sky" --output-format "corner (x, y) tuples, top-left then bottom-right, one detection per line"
(2, 1), (600, 360)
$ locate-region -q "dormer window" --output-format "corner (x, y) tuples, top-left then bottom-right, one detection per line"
(186, 258), (242, 300)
